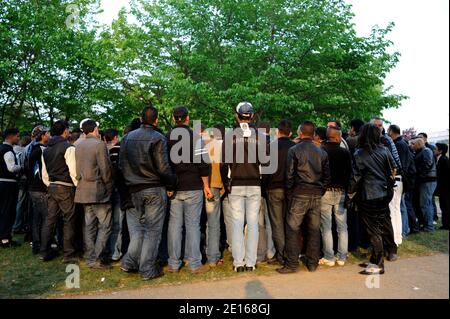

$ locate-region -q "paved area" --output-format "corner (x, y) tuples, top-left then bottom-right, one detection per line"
(70, 254), (449, 299)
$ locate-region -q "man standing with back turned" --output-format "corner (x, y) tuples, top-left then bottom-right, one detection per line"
(277, 121), (330, 274)
(75, 120), (114, 269)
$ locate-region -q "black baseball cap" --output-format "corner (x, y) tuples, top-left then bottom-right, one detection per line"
(173, 106), (189, 122)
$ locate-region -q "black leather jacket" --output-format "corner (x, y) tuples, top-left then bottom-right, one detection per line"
(349, 145), (396, 201)
(119, 124), (177, 193)
(286, 139), (330, 196)
(414, 147), (437, 183)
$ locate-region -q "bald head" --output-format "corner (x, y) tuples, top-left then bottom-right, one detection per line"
(410, 137), (425, 151)
(327, 127), (342, 143)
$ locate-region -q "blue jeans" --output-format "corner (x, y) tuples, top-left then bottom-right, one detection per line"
(122, 187), (167, 278)
(257, 198), (275, 261)
(228, 186), (261, 268)
(168, 190), (204, 270)
(400, 194), (409, 237)
(420, 182), (437, 231)
(320, 190), (348, 261)
(108, 191), (124, 259)
(222, 195), (233, 251)
(205, 188), (222, 264)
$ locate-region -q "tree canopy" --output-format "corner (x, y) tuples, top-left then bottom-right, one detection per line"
(0, 0), (406, 134)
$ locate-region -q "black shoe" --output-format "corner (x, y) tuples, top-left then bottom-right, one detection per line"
(62, 257), (80, 264)
(439, 226), (449, 230)
(245, 265), (256, 272)
(40, 251), (58, 262)
(120, 267), (138, 273)
(359, 262), (370, 268)
(234, 266), (245, 273)
(307, 265), (318, 272)
(387, 253), (398, 262)
(142, 271), (164, 281)
(276, 266), (298, 274)
(267, 257), (283, 265)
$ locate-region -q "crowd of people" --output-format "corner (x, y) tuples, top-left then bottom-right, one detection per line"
(0, 102), (448, 280)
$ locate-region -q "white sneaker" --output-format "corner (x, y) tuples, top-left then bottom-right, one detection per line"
(319, 258), (335, 267)
(337, 260), (346, 266)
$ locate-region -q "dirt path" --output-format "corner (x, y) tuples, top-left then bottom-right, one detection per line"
(67, 254), (449, 299)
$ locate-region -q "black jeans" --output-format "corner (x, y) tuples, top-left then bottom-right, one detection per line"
(29, 191), (48, 252)
(83, 203), (112, 265)
(267, 188), (287, 262)
(285, 194), (322, 270)
(40, 184), (76, 259)
(0, 181), (19, 241)
(359, 196), (394, 269)
(439, 192), (449, 229)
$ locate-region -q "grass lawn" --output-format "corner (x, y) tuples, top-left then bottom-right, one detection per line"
(0, 227), (448, 299)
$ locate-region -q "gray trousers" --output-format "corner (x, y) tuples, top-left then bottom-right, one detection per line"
(83, 203), (112, 264)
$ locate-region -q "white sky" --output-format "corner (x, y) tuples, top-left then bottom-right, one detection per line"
(98, 0), (449, 133)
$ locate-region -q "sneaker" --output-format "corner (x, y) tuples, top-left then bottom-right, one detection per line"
(190, 264), (210, 274)
(359, 263), (385, 275)
(234, 266), (245, 273)
(319, 258), (335, 267)
(336, 260), (346, 266)
(111, 253), (122, 262)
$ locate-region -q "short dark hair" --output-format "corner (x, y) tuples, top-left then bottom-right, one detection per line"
(71, 128), (82, 134)
(418, 132), (428, 139)
(350, 119), (365, 134)
(315, 127), (327, 141)
(436, 143), (448, 155)
(142, 106), (158, 125)
(173, 106), (189, 124)
(277, 119), (292, 136)
(2, 128), (19, 139)
(81, 119), (98, 135)
(300, 121), (316, 138)
(68, 132), (81, 144)
(128, 118), (142, 132)
(388, 124), (401, 135)
(104, 128), (119, 142)
(328, 119), (342, 129)
(51, 120), (69, 136)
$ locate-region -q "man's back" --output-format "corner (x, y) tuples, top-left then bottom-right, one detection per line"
(287, 139), (330, 195)
(167, 124), (208, 191)
(266, 137), (295, 190)
(322, 141), (352, 190)
(75, 136), (112, 204)
(120, 125), (176, 193)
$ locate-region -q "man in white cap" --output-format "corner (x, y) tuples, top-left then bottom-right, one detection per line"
(221, 102), (267, 272)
